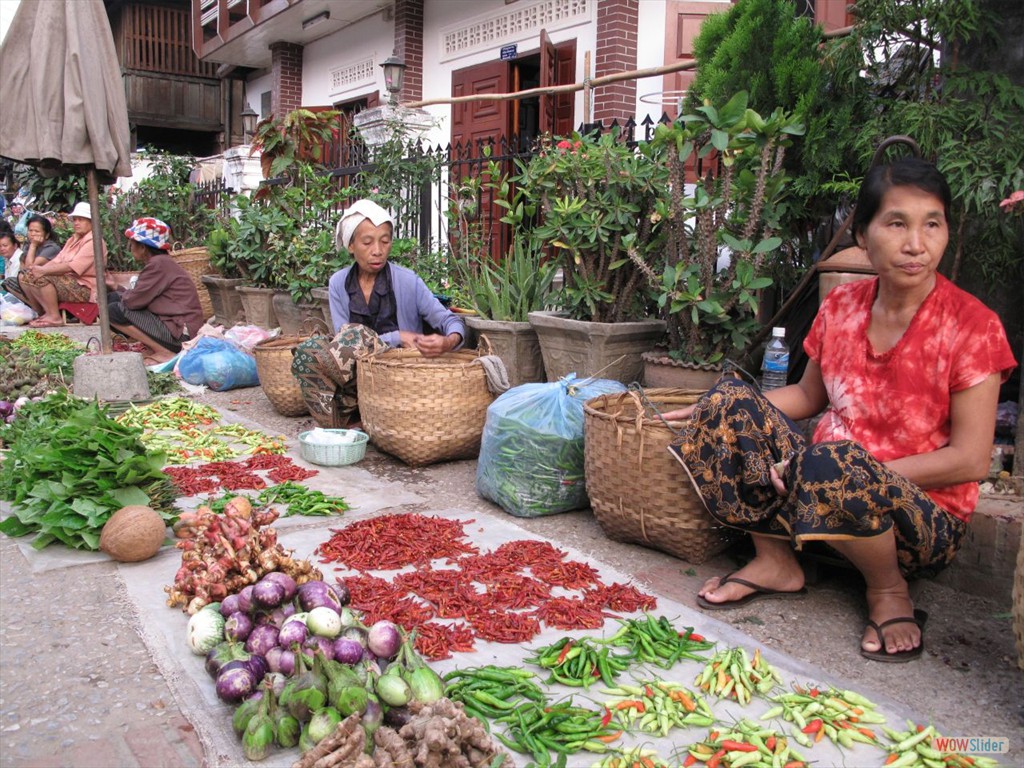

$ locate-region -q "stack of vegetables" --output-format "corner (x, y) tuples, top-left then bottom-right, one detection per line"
(186, 569), (511, 766)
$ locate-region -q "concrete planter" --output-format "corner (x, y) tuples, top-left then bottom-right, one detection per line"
(465, 316), (545, 388)
(272, 292), (328, 336)
(311, 287), (333, 333)
(200, 275), (246, 327)
(237, 286), (279, 330)
(527, 311), (666, 385)
(641, 351), (722, 391)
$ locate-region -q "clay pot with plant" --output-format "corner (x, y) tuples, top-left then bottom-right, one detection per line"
(250, 108), (342, 180)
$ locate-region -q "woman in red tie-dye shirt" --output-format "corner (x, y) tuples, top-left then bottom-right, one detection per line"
(664, 158), (1016, 662)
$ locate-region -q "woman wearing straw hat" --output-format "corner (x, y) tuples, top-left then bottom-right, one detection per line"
(106, 217), (204, 366)
(291, 199), (466, 428)
(12, 201), (104, 328)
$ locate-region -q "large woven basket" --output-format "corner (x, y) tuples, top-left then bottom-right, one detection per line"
(253, 335), (309, 417)
(583, 388), (734, 564)
(1013, 530), (1024, 671)
(356, 348), (495, 466)
(170, 245), (217, 322)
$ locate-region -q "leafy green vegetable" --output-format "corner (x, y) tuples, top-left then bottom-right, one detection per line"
(0, 391), (177, 550)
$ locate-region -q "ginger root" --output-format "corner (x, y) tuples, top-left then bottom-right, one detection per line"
(394, 698), (511, 768)
(291, 713), (363, 768)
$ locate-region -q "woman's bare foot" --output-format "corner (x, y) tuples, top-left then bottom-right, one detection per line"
(862, 585), (919, 655)
(698, 537), (805, 606)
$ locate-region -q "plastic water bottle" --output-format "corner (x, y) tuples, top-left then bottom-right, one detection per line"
(761, 327), (790, 391)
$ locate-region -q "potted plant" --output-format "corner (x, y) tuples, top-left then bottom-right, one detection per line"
(249, 108), (341, 180)
(634, 92), (805, 389)
(202, 224), (247, 326)
(513, 129), (667, 383)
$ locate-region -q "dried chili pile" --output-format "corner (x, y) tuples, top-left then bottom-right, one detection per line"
(317, 512), (657, 660)
(164, 454), (317, 496)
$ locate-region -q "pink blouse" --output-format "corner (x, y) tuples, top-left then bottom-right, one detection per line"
(804, 274), (1016, 521)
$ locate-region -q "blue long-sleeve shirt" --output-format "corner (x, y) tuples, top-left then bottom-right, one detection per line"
(327, 262), (465, 348)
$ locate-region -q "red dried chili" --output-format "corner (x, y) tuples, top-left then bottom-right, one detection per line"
(316, 513), (478, 570)
(530, 559), (601, 590)
(585, 582), (658, 613)
(533, 597), (606, 631)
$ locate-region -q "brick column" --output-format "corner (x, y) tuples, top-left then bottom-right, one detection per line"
(271, 41), (303, 117)
(393, 0), (424, 102)
(593, 0), (638, 125)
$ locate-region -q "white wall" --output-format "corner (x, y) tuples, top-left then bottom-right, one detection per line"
(245, 71), (273, 119)
(302, 10), (393, 108)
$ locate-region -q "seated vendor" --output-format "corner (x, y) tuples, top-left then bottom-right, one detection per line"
(292, 199), (466, 428)
(107, 218), (204, 366)
(9, 202), (102, 328)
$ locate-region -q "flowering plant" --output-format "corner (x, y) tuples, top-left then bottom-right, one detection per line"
(512, 129), (664, 323)
(999, 190), (1024, 215)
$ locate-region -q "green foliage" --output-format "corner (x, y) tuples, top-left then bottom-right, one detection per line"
(511, 130), (663, 323)
(102, 151), (219, 270)
(251, 108), (342, 179)
(11, 165), (88, 213)
(0, 391), (176, 551)
(685, 0), (832, 226)
(640, 92), (804, 365)
(820, 0), (1024, 285)
(454, 237), (556, 322)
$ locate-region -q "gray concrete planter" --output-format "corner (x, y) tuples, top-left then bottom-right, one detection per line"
(527, 311), (666, 384)
(200, 275), (246, 327)
(465, 316), (545, 388)
(236, 285), (278, 330)
(641, 351), (723, 391)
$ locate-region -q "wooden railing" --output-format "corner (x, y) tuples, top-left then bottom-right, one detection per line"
(123, 3), (218, 79)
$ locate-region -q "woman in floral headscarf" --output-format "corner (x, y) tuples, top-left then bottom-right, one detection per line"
(291, 199), (465, 428)
(107, 217), (204, 366)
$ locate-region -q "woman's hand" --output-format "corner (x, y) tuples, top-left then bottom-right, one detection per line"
(413, 333), (455, 358)
(769, 460), (789, 495)
(660, 404), (696, 421)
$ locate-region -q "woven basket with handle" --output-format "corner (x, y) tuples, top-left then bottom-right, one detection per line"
(356, 347), (495, 467)
(583, 387), (734, 564)
(253, 335), (309, 417)
(169, 245), (217, 321)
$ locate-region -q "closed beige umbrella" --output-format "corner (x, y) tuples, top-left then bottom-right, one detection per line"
(0, 0), (133, 353)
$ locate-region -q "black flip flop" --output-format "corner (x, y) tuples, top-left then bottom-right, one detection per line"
(859, 609), (929, 663)
(696, 573), (808, 611)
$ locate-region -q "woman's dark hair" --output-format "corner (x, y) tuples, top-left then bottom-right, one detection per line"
(25, 214), (57, 241)
(0, 230), (19, 247)
(851, 157), (953, 244)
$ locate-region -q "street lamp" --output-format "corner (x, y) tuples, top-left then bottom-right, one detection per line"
(240, 104), (258, 143)
(380, 54), (406, 106)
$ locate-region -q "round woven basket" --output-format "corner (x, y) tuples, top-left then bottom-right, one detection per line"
(356, 348), (494, 467)
(253, 335), (309, 417)
(583, 387), (734, 564)
(1013, 530), (1024, 671)
(170, 246), (218, 322)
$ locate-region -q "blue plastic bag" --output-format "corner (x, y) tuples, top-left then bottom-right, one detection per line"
(177, 336), (259, 391)
(476, 374), (626, 517)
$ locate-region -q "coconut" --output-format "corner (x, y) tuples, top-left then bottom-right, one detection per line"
(99, 505), (168, 562)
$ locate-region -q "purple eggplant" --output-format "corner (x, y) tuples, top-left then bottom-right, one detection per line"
(216, 665), (256, 703)
(224, 611), (254, 642)
(261, 572), (298, 602)
(205, 642), (250, 679)
(236, 585), (255, 614)
(245, 624), (280, 657)
(304, 635), (335, 660)
(252, 578), (287, 609)
(246, 654), (268, 683)
(265, 647), (296, 676)
(329, 581), (350, 607)
(219, 593), (242, 618)
(341, 626), (368, 648)
(278, 620), (309, 649)
(332, 638), (364, 666)
(296, 581), (341, 613)
(268, 603), (296, 628)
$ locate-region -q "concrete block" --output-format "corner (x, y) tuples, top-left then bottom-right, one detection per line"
(935, 495), (1023, 603)
(72, 352), (150, 402)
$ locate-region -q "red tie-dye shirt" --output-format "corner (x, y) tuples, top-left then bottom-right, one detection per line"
(804, 273), (1016, 521)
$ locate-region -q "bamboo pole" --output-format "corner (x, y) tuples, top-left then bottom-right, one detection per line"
(583, 51), (592, 124)
(405, 58), (698, 109)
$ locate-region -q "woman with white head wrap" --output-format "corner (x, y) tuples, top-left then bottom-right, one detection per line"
(291, 199), (466, 428)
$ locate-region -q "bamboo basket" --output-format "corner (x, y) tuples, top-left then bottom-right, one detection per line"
(253, 335), (309, 417)
(356, 347), (495, 467)
(583, 388), (734, 564)
(169, 245), (217, 322)
(1014, 530), (1024, 671)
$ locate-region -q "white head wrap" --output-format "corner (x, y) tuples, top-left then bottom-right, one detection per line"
(336, 199), (395, 250)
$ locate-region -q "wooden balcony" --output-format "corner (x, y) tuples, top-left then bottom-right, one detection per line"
(192, 0), (392, 67)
